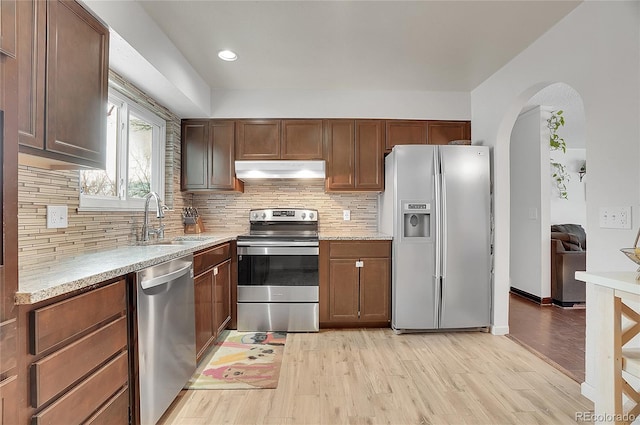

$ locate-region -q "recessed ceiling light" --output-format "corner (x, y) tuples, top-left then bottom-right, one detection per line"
(218, 50), (238, 61)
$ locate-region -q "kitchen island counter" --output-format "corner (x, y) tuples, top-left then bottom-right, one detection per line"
(575, 270), (640, 423)
(17, 234), (237, 304)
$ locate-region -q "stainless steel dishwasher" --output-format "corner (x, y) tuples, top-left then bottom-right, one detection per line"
(136, 254), (195, 425)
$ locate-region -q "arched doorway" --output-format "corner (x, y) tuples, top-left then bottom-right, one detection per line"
(504, 82), (586, 382)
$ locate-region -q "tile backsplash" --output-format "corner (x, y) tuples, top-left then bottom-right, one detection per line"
(17, 165), (187, 270)
(193, 180), (379, 234)
(19, 171), (380, 269)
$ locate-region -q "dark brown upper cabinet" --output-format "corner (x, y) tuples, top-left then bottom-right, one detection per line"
(182, 119), (243, 192)
(385, 120), (428, 151)
(325, 119), (384, 192)
(427, 120), (471, 145)
(0, 0), (16, 58)
(235, 119), (281, 160)
(17, 0), (109, 169)
(236, 119), (324, 161)
(281, 119), (324, 160)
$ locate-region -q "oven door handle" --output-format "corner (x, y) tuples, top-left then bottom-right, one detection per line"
(238, 246), (319, 256)
(237, 240), (319, 247)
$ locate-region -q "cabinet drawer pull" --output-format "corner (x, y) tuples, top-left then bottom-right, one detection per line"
(355, 261), (364, 268)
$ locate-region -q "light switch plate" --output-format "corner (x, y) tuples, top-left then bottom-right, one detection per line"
(343, 210), (351, 221)
(47, 205), (68, 229)
(599, 206), (631, 229)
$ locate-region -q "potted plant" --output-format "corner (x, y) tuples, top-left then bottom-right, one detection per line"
(548, 110), (569, 199)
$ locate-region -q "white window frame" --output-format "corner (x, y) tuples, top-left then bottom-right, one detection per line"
(79, 90), (166, 211)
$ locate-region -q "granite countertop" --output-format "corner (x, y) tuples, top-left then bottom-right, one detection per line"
(18, 231), (393, 305)
(319, 232), (393, 240)
(17, 233), (237, 305)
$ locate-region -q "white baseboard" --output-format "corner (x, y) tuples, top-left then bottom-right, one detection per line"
(491, 325), (509, 335)
(581, 381), (596, 402)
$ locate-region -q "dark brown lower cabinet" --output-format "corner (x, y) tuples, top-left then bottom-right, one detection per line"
(194, 243), (232, 363)
(320, 240), (391, 327)
(214, 260), (231, 336)
(20, 278), (129, 425)
(0, 375), (18, 425)
(194, 270), (215, 359)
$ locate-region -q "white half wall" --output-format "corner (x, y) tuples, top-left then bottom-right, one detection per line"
(510, 106), (550, 299)
(210, 89), (470, 119)
(470, 1), (639, 394)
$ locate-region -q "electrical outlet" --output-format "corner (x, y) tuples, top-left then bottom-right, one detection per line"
(599, 206), (631, 229)
(47, 205), (68, 229)
(343, 210), (351, 221)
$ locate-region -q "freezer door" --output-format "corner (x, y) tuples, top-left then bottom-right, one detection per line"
(391, 146), (438, 330)
(438, 146), (491, 328)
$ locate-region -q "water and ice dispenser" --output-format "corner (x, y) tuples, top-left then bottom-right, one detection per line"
(402, 202), (430, 239)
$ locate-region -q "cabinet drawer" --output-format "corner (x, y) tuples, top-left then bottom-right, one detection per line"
(0, 318), (17, 376)
(30, 279), (126, 355)
(31, 316), (128, 408)
(329, 241), (391, 259)
(85, 386), (129, 425)
(31, 351), (128, 425)
(194, 243), (230, 276)
(0, 375), (18, 425)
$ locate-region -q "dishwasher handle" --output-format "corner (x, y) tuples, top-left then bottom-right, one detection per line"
(140, 263), (192, 290)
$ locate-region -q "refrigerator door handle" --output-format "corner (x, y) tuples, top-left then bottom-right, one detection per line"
(434, 275), (441, 327)
(440, 150), (448, 327)
(440, 277), (446, 328)
(441, 159), (447, 280)
(434, 150), (441, 281)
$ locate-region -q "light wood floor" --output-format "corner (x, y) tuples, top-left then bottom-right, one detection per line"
(159, 329), (593, 425)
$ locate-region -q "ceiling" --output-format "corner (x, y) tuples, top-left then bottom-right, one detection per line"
(135, 0), (581, 92)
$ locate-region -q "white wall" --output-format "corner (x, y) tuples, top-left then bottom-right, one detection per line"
(510, 107), (550, 299)
(210, 89), (470, 119)
(470, 1), (639, 395)
(550, 148), (587, 227)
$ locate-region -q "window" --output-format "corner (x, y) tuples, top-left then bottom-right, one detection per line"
(80, 90), (166, 211)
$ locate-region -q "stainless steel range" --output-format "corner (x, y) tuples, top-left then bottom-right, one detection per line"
(237, 208), (319, 332)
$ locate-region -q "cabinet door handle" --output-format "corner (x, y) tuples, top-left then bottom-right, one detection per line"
(214, 267), (218, 275)
(355, 261), (364, 268)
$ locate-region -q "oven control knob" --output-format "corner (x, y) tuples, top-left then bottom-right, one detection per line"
(309, 212), (314, 219)
(301, 212), (306, 219)
(252, 213), (258, 220)
(261, 213), (266, 219)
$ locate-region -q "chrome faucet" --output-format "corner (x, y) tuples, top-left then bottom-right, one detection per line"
(142, 192), (166, 242)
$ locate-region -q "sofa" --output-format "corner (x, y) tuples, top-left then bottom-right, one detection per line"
(550, 224), (586, 306)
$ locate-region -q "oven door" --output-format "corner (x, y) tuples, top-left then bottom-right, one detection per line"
(237, 242), (319, 302)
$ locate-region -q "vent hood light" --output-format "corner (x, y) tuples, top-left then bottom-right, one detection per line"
(235, 160), (325, 180)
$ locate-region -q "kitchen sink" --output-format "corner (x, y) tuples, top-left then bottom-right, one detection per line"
(153, 240), (196, 245)
(135, 239), (200, 247)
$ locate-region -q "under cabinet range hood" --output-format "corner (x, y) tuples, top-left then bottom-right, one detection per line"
(235, 160), (326, 180)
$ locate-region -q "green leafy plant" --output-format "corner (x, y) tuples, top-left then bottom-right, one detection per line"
(548, 110), (569, 199)
(551, 161), (569, 199)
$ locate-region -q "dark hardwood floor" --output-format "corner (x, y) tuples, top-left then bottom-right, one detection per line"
(508, 292), (585, 383)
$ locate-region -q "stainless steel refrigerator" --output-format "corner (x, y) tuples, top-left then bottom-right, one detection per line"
(379, 145), (491, 332)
